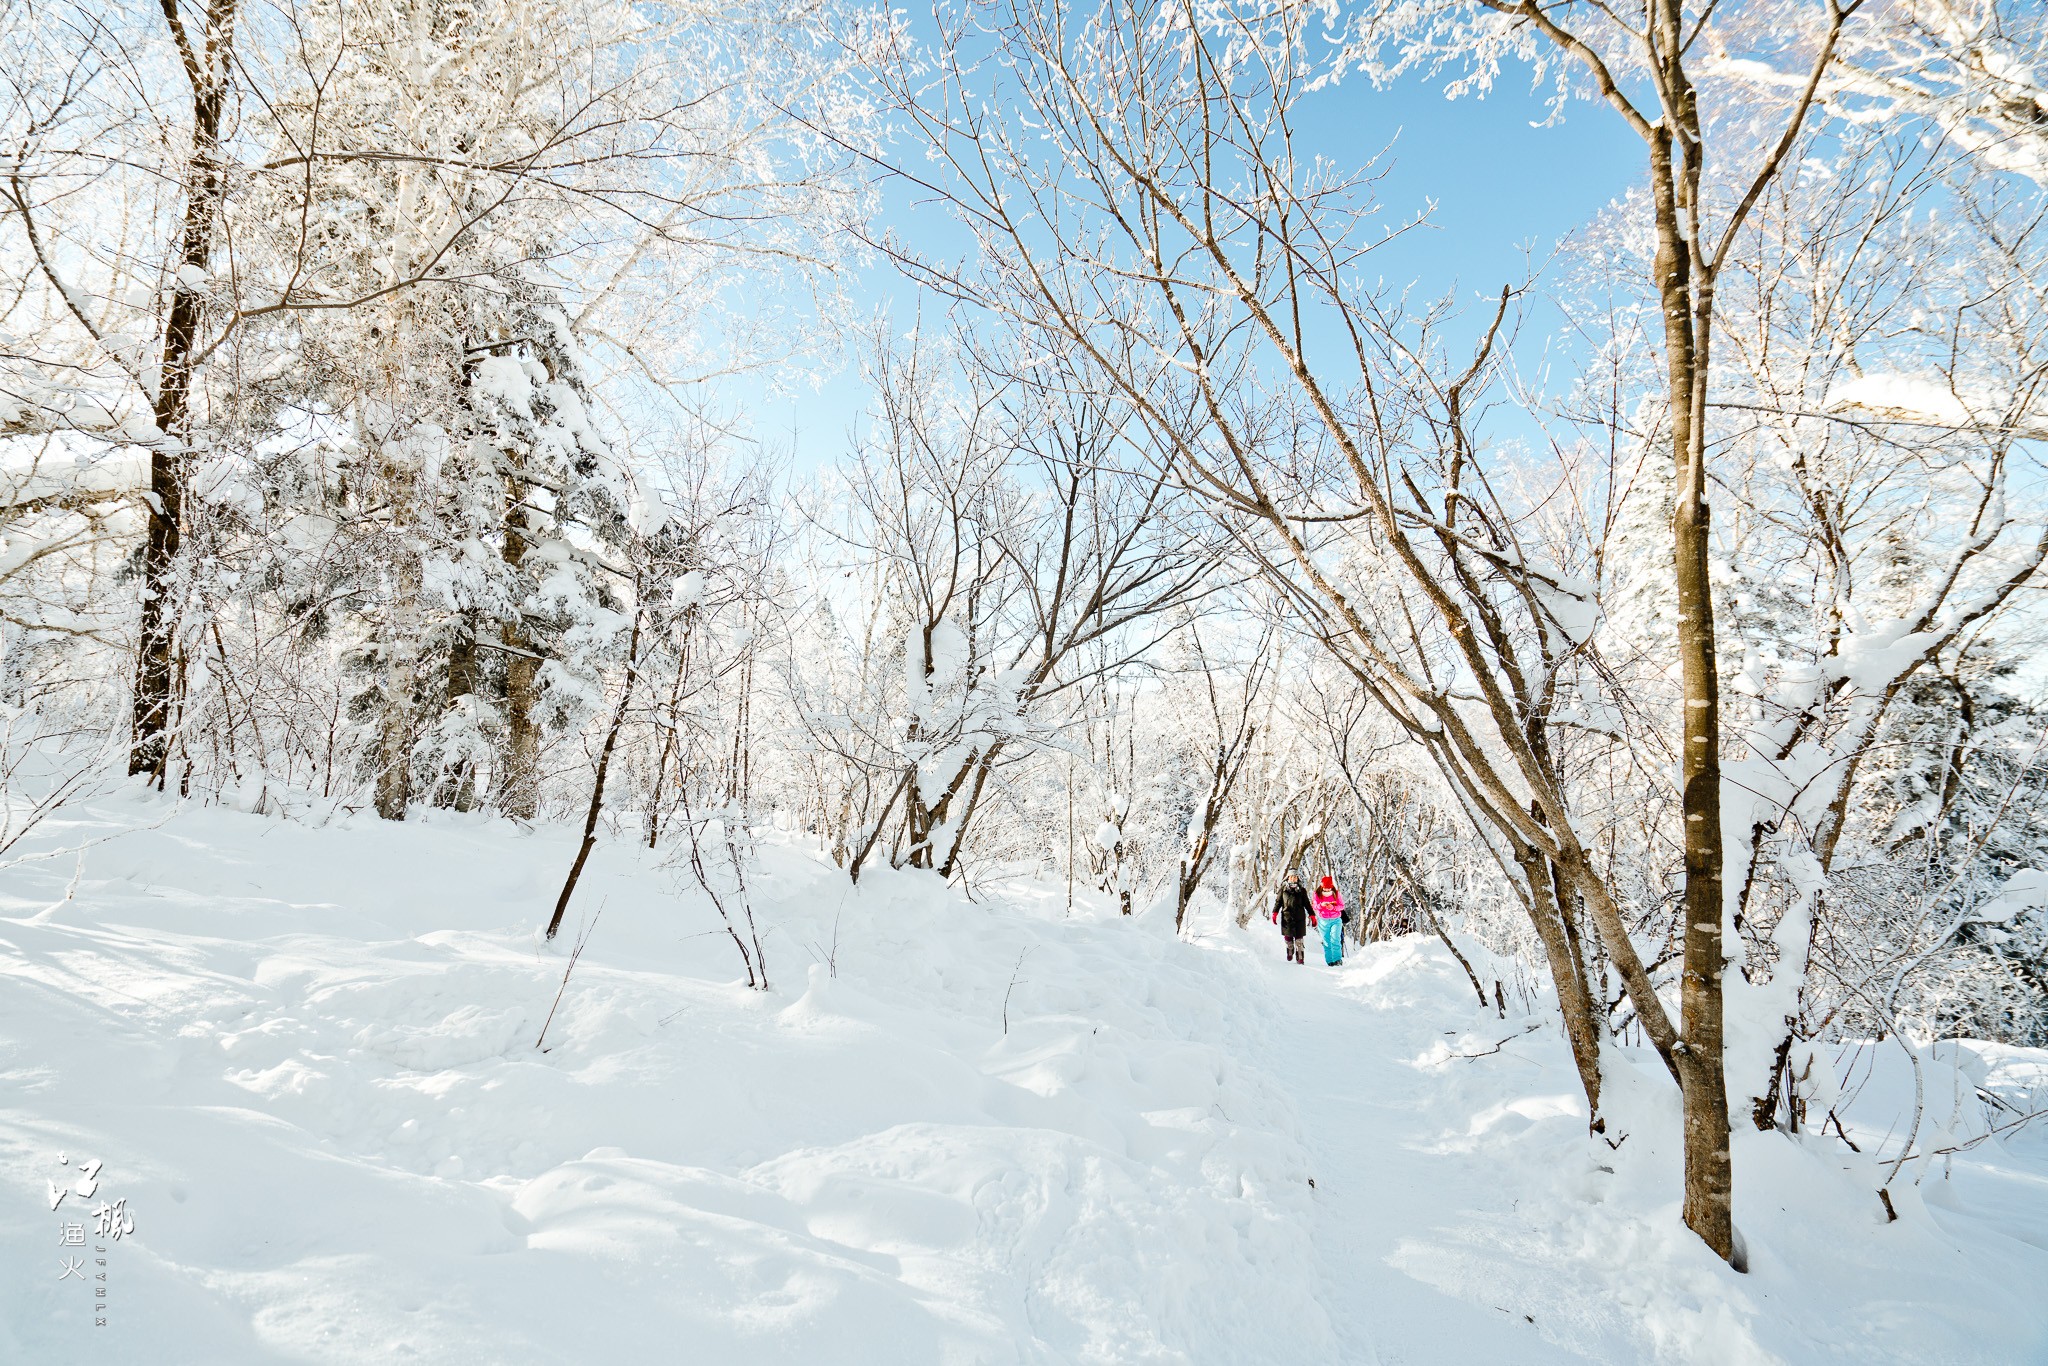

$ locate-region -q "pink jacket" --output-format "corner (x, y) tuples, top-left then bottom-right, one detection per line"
(1313, 889), (1344, 920)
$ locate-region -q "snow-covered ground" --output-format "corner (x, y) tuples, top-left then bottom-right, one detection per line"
(2, 790), (2043, 1364)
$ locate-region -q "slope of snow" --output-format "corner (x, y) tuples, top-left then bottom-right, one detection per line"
(0, 788), (2043, 1364)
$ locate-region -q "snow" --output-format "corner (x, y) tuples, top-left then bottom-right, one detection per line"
(118, 415), (162, 444)
(1826, 373), (2048, 438)
(1, 793), (2044, 1363)
(630, 486), (670, 536)
(927, 620), (970, 687)
(1975, 868), (2048, 926)
(0, 442), (147, 510)
(1527, 569), (1603, 651)
(670, 570), (705, 611)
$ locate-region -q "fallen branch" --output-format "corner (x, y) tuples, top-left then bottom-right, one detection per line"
(1446, 1021), (1543, 1061)
(1425, 905), (1490, 1011)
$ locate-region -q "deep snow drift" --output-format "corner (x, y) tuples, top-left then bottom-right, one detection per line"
(1, 789), (2043, 1364)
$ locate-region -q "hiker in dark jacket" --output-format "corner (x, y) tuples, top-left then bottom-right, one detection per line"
(1271, 872), (1313, 964)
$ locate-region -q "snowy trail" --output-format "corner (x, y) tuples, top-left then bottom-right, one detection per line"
(1, 798), (2044, 1364)
(1233, 937), (1587, 1365)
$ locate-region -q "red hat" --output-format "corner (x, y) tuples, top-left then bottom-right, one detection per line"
(1319, 875), (1334, 890)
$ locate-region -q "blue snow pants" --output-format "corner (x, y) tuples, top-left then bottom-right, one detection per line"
(1320, 917), (1343, 965)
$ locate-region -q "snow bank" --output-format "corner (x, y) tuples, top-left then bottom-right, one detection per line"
(0, 792), (2043, 1363)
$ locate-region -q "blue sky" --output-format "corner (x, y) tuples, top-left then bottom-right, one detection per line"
(740, 63), (1645, 471)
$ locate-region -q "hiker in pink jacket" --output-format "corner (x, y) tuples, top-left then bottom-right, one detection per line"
(1313, 876), (1346, 966)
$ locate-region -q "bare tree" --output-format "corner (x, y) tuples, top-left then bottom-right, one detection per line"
(1171, 619), (1273, 931)
(808, 327), (1222, 883)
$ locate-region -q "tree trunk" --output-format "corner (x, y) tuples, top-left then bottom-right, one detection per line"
(500, 475), (540, 820)
(1519, 843), (1605, 1130)
(375, 537), (421, 821)
(131, 0), (240, 781)
(442, 610), (480, 811)
(643, 614), (692, 848)
(547, 594), (644, 940)
(726, 649), (753, 804)
(845, 769), (909, 885)
(1176, 827), (1215, 932)
(1647, 25), (1735, 1260)
(935, 744), (999, 881)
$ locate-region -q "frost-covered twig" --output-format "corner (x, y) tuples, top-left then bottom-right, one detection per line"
(803, 905), (845, 979)
(674, 791), (768, 991)
(1002, 946), (1032, 1036)
(537, 898), (606, 1054)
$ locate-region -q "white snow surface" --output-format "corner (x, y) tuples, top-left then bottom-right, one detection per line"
(1, 790), (2044, 1364)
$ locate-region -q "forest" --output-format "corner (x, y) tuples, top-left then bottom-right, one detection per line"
(2, 0), (2046, 1358)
